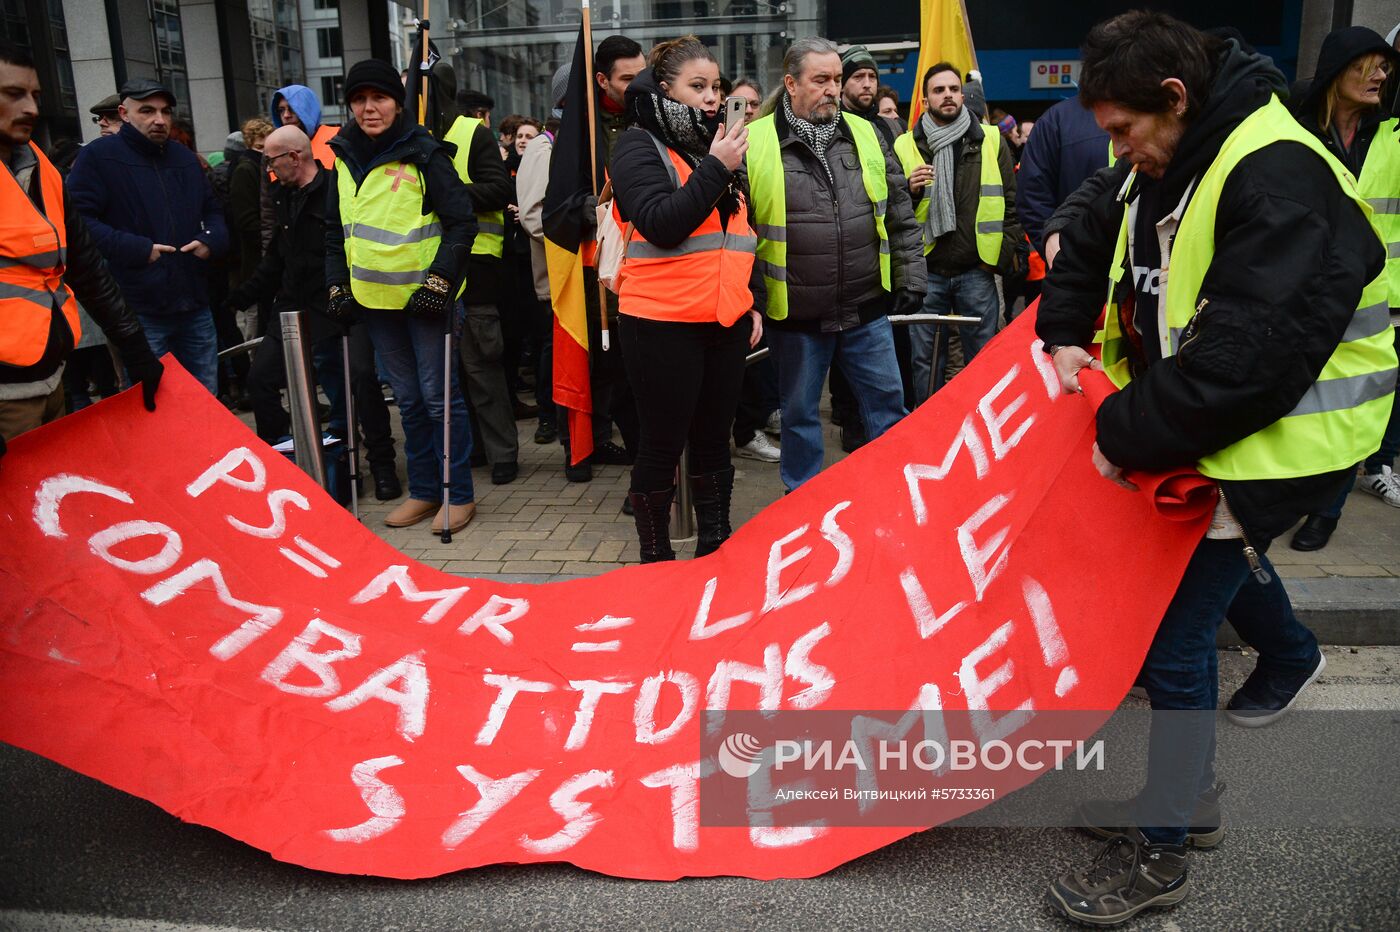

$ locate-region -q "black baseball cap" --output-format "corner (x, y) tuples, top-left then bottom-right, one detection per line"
(119, 78), (176, 107)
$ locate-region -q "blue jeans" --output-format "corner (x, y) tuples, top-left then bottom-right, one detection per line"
(767, 316), (907, 491)
(1134, 537), (1318, 845)
(908, 268), (1000, 403)
(138, 308), (218, 394)
(362, 310), (473, 505)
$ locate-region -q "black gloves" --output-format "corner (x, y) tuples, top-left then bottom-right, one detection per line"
(327, 284), (358, 323)
(403, 273), (453, 319)
(125, 353), (164, 412)
(890, 288), (925, 317)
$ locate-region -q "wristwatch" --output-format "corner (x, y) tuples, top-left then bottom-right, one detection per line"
(1043, 343), (1068, 357)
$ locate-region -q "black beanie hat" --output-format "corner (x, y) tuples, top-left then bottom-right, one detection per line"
(344, 59), (406, 107)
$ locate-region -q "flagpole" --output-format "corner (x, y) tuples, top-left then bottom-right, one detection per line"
(418, 0), (432, 126)
(579, 0), (612, 352)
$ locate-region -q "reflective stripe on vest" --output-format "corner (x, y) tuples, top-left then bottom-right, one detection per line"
(747, 112), (890, 320)
(1098, 96), (1397, 481)
(0, 142), (81, 368)
(444, 115), (505, 259)
(617, 133), (757, 325)
(1359, 118), (1400, 309)
(336, 160), (443, 309)
(893, 127), (1003, 262)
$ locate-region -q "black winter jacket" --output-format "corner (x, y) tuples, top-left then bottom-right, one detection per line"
(67, 123), (230, 317)
(0, 177), (158, 385)
(611, 122), (764, 312)
(754, 107), (926, 332)
(229, 165), (341, 345)
(906, 115), (1025, 277)
(325, 120), (476, 297)
(1036, 41), (1387, 549)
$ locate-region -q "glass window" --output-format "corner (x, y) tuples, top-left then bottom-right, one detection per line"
(313, 0), (338, 8)
(316, 26), (342, 59)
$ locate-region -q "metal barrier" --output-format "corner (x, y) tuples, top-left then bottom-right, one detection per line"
(280, 311), (328, 488)
(217, 336), (263, 360)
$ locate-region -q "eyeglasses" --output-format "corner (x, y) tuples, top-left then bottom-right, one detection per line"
(91, 113), (118, 124)
(262, 151), (297, 169)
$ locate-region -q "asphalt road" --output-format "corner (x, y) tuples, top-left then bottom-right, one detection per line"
(3, 648), (1398, 932)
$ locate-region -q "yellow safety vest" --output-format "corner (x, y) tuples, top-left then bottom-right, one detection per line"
(1359, 117), (1400, 309)
(444, 115), (505, 260)
(336, 160), (445, 309)
(892, 126), (1004, 263)
(1099, 96), (1396, 481)
(746, 111), (890, 320)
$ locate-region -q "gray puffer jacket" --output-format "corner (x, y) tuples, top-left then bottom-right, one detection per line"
(762, 109), (925, 332)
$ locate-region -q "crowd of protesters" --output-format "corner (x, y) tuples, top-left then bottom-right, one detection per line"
(1, 19), (1395, 548)
(2, 8), (1399, 926)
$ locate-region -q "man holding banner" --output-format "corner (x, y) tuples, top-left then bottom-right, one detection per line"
(1037, 12), (1393, 924)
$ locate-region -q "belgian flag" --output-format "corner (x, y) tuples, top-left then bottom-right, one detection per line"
(543, 25), (608, 465)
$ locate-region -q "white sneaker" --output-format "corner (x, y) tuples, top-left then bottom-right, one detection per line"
(764, 410), (781, 437)
(736, 433), (781, 462)
(1358, 465), (1400, 507)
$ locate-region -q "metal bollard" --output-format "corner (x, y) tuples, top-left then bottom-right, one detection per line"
(280, 311), (328, 488)
(671, 447), (696, 541)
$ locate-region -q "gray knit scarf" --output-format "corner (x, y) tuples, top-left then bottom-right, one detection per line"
(919, 105), (971, 241)
(782, 92), (839, 183)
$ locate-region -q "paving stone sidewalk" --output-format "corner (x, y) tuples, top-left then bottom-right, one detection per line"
(242, 385), (1400, 617)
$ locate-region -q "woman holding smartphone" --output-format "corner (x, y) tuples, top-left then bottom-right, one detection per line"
(610, 36), (762, 563)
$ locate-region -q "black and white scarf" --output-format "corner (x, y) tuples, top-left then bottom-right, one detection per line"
(630, 89), (715, 166)
(781, 92), (839, 183)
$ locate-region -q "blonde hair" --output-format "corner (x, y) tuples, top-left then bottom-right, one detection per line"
(241, 117), (274, 149)
(1319, 53), (1387, 131)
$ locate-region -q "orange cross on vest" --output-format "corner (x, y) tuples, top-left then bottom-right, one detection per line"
(383, 165), (418, 192)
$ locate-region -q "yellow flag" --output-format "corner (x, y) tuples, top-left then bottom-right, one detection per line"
(910, 0), (978, 124)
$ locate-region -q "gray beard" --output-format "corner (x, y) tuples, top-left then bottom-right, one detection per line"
(806, 106), (838, 124)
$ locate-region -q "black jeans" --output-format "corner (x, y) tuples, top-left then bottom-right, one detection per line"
(620, 313), (751, 492)
(732, 334), (779, 447)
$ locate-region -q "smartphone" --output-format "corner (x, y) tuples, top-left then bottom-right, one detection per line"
(724, 96), (747, 134)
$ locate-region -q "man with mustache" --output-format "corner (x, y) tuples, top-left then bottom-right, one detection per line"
(744, 36), (926, 492)
(0, 42), (163, 459)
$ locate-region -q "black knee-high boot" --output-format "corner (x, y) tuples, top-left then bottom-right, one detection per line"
(628, 487), (676, 563)
(690, 465), (734, 557)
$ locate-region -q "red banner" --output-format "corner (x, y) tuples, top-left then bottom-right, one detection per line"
(0, 311), (1213, 880)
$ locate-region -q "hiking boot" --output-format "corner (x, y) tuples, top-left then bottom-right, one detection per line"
(1048, 832), (1189, 926)
(534, 420), (558, 444)
(371, 465), (402, 501)
(593, 440), (633, 465)
(1357, 465), (1400, 507)
(1077, 783), (1226, 849)
(629, 487), (676, 563)
(1289, 514), (1337, 551)
(735, 432), (781, 462)
(1226, 650), (1326, 728)
(690, 466), (734, 558)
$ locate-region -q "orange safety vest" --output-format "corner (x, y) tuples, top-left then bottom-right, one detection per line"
(616, 137), (757, 325)
(311, 124), (338, 169)
(0, 142), (80, 368)
(1026, 235), (1046, 282)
